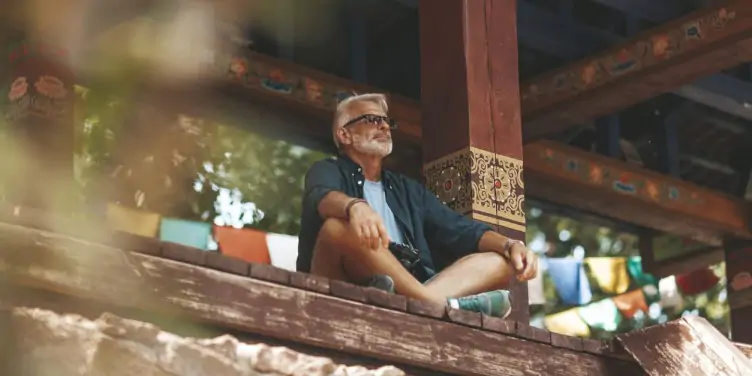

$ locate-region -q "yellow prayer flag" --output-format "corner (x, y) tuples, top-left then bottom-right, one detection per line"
(106, 203), (161, 237)
(544, 308), (591, 337)
(585, 257), (630, 294)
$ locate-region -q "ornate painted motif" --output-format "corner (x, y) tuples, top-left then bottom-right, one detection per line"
(8, 41), (68, 64)
(534, 147), (704, 207)
(522, 6), (741, 107)
(217, 52), (420, 133)
(423, 147), (525, 231)
(7, 75), (71, 121)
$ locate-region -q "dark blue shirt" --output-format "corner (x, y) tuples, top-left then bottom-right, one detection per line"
(297, 155), (492, 282)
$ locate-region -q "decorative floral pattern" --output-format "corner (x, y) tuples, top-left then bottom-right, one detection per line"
(8, 77), (28, 101)
(534, 147), (704, 207)
(6, 74), (71, 121)
(218, 52), (420, 132)
(424, 147), (525, 230)
(522, 6), (740, 108)
(35, 75), (68, 99)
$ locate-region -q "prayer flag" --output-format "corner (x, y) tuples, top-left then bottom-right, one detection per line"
(544, 308), (591, 337)
(159, 218), (212, 249)
(577, 298), (621, 332)
(528, 260), (546, 305)
(266, 233), (299, 272)
(675, 268), (720, 296)
(612, 289), (648, 319)
(627, 256), (657, 287)
(106, 203), (160, 238)
(658, 276), (684, 310)
(585, 257), (630, 294)
(214, 226), (271, 264)
(547, 258), (592, 305)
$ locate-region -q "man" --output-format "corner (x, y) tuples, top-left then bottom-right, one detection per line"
(297, 93), (538, 318)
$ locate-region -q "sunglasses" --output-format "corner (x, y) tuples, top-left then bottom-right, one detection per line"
(343, 114), (398, 129)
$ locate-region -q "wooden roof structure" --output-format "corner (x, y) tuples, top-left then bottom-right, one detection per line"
(3, 0), (752, 374)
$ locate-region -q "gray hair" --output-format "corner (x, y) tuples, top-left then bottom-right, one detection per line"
(332, 93), (389, 149)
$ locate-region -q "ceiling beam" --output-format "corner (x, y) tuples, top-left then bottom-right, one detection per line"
(396, 0), (752, 123)
(521, 1), (752, 139)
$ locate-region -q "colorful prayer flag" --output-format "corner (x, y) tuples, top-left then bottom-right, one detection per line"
(214, 226), (271, 264)
(658, 276), (684, 310)
(266, 233), (299, 271)
(160, 218), (212, 249)
(627, 256), (657, 286)
(106, 203), (161, 238)
(612, 289), (648, 319)
(675, 268), (720, 296)
(547, 258), (592, 305)
(585, 257), (630, 294)
(544, 308), (591, 337)
(578, 298), (621, 332)
(528, 259), (546, 305)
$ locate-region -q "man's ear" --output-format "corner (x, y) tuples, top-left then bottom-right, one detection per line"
(337, 128), (351, 146)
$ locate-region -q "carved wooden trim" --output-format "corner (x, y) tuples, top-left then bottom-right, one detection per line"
(423, 147), (525, 236)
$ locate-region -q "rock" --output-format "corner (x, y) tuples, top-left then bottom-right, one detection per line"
(8, 307), (405, 376)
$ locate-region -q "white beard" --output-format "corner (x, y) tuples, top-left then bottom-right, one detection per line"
(352, 135), (393, 157)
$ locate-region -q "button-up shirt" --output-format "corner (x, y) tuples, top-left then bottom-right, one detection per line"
(297, 155), (491, 282)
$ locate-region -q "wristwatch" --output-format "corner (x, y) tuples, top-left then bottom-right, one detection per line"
(503, 239), (525, 258)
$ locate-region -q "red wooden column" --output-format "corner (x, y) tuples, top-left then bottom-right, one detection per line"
(4, 40), (74, 210)
(419, 0), (528, 321)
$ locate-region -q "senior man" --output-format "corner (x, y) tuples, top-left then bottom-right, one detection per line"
(297, 93), (538, 318)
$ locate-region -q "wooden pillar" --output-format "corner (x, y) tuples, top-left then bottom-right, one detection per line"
(3, 40), (74, 210)
(725, 237), (752, 344)
(419, 0), (528, 321)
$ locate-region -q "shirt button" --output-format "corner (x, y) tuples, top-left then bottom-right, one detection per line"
(358, 181), (363, 185)
(357, 168), (362, 172)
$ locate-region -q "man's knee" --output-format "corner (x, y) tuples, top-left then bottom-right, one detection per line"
(317, 218), (350, 245)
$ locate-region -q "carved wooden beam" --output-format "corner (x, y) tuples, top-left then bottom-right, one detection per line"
(212, 51), (751, 243)
(0, 221), (644, 376)
(521, 1), (752, 140)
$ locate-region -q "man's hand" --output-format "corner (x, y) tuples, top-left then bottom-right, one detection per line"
(508, 242), (538, 281)
(348, 202), (390, 250)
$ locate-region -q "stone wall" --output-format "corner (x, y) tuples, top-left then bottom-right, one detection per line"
(9, 307), (405, 376)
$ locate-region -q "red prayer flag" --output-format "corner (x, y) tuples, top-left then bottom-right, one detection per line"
(213, 226), (271, 264)
(675, 268), (720, 296)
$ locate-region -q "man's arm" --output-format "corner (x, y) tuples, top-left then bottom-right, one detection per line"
(421, 184), (538, 280)
(421, 185), (492, 259)
(303, 161), (389, 249)
(317, 191), (358, 220)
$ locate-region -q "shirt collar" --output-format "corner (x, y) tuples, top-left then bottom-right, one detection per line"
(336, 153), (393, 184)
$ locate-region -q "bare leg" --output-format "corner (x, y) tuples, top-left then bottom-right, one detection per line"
(424, 252), (516, 299)
(311, 219), (517, 303)
(311, 218), (445, 304)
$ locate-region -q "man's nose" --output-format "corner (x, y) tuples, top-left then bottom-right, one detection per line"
(378, 121), (390, 131)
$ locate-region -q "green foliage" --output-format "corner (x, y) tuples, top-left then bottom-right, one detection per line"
(74, 85), (328, 234)
(202, 125), (328, 234)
